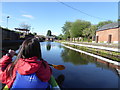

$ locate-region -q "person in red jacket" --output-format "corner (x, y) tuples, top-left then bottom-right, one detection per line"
(0, 37), (52, 88)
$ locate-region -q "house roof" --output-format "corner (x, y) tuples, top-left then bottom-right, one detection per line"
(96, 22), (119, 31)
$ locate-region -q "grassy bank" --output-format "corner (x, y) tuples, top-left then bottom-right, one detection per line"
(60, 42), (120, 62)
(56, 40), (119, 48)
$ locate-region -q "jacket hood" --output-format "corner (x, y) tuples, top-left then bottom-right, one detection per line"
(16, 56), (42, 75)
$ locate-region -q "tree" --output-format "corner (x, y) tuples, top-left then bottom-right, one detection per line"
(19, 22), (31, 30)
(57, 34), (64, 40)
(97, 20), (113, 28)
(47, 30), (52, 36)
(62, 21), (72, 39)
(83, 25), (97, 42)
(70, 20), (91, 38)
(33, 32), (37, 35)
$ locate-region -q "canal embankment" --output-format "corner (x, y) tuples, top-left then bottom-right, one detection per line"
(59, 41), (120, 66)
(64, 42), (120, 52)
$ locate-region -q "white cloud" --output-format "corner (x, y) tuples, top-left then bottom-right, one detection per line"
(22, 14), (34, 19)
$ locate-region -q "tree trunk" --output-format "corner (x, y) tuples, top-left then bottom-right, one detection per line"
(88, 36), (90, 42)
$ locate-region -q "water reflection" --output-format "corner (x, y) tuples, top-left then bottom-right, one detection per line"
(46, 42), (51, 51)
(61, 47), (120, 78)
(96, 58), (120, 69)
(95, 58), (120, 77)
(61, 47), (96, 65)
(60, 46), (120, 88)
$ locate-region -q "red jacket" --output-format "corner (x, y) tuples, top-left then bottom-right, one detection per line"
(0, 55), (52, 88)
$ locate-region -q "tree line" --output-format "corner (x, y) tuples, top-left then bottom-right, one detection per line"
(58, 19), (115, 42)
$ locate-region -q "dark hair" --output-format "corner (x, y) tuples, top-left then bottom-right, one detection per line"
(6, 37), (43, 79)
(19, 37), (42, 59)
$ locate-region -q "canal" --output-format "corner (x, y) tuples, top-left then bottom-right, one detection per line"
(1, 42), (120, 88)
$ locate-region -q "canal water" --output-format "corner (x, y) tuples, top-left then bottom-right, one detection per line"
(1, 42), (120, 88)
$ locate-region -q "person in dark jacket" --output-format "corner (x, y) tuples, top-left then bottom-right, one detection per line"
(0, 37), (52, 88)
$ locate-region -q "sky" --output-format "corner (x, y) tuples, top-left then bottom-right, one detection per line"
(1, 1), (118, 36)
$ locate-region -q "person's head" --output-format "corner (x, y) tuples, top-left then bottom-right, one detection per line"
(18, 37), (42, 59)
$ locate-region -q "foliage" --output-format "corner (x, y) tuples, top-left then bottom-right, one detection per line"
(70, 19), (91, 38)
(62, 21), (72, 39)
(47, 30), (52, 36)
(83, 25), (97, 42)
(97, 20), (113, 28)
(61, 19), (115, 42)
(28, 33), (34, 35)
(57, 34), (64, 40)
(33, 32), (37, 35)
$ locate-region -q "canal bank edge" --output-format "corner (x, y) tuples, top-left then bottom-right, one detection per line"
(61, 42), (120, 61)
(61, 42), (120, 66)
